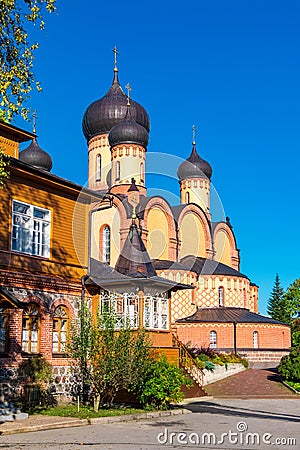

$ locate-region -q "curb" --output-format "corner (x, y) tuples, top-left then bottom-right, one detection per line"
(0, 408), (191, 435)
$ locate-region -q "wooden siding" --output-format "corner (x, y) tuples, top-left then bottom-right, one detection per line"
(0, 166), (93, 280)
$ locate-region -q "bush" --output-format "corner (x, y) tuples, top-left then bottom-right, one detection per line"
(136, 356), (192, 409)
(278, 348), (300, 382)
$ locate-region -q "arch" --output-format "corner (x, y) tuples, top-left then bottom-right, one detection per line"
(143, 196), (177, 260)
(213, 222), (239, 268)
(99, 224), (111, 264)
(22, 302), (40, 353)
(177, 204), (212, 259)
(52, 305), (69, 354)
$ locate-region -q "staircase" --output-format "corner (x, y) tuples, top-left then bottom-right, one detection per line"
(172, 334), (207, 396)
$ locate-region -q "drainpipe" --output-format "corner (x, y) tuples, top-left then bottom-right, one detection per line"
(233, 321), (237, 355)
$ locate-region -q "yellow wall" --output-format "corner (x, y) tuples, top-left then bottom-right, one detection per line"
(88, 134), (111, 190)
(91, 205), (121, 267)
(214, 230), (232, 266)
(146, 207), (169, 260)
(179, 213), (206, 259)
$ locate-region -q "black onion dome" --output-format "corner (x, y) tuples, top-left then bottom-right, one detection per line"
(82, 70), (150, 141)
(19, 138), (53, 172)
(108, 106), (149, 148)
(177, 143), (212, 181)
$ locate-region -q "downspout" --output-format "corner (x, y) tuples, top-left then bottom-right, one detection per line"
(233, 321), (237, 355)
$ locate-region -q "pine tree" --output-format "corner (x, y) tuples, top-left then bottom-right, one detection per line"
(267, 274), (290, 323)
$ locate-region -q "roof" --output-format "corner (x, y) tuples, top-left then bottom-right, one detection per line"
(153, 256), (248, 279)
(0, 121), (35, 143)
(0, 287), (26, 309)
(87, 258), (193, 295)
(115, 221), (157, 278)
(176, 307), (290, 325)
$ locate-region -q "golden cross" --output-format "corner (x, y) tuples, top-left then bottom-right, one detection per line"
(112, 46), (119, 70)
(192, 124), (196, 145)
(125, 83), (132, 106)
(32, 111), (37, 134)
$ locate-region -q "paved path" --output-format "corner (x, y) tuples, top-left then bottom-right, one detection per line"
(204, 367), (298, 398)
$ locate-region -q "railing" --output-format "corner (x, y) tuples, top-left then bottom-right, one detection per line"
(172, 334), (205, 388)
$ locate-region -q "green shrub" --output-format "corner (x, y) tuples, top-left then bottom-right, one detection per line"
(18, 357), (53, 386)
(136, 356), (192, 409)
(278, 348), (300, 382)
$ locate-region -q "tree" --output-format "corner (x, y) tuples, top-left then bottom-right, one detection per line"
(0, 150), (9, 187)
(0, 0), (56, 122)
(267, 274), (290, 323)
(285, 278), (300, 347)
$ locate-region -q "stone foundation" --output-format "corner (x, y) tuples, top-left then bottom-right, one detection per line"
(237, 349), (290, 369)
(203, 363), (246, 385)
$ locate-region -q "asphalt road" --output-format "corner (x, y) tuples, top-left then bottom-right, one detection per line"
(1, 398), (299, 450)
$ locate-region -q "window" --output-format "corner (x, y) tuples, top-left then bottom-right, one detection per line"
(116, 161), (120, 181)
(253, 331), (258, 349)
(12, 200), (50, 257)
(218, 286), (224, 307)
(185, 192), (190, 204)
(0, 307), (8, 353)
(22, 303), (40, 353)
(100, 291), (139, 328)
(144, 294), (168, 330)
(96, 154), (101, 181)
(209, 330), (217, 348)
(102, 226), (111, 264)
(52, 306), (69, 353)
(140, 162), (144, 182)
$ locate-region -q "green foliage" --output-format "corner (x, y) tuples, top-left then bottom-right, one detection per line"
(136, 356), (192, 410)
(0, 149), (10, 187)
(267, 274), (290, 323)
(18, 356), (53, 385)
(291, 319), (300, 348)
(187, 346), (248, 368)
(278, 347), (300, 382)
(0, 0), (56, 121)
(68, 305), (154, 409)
(34, 404), (148, 419)
(285, 278), (300, 321)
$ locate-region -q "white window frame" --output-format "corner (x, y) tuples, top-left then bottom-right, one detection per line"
(11, 200), (51, 258)
(144, 294), (168, 330)
(210, 330), (217, 349)
(116, 161), (120, 181)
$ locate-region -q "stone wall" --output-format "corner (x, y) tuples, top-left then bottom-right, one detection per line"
(203, 363), (246, 385)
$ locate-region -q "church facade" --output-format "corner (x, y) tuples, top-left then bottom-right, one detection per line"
(0, 57), (291, 401)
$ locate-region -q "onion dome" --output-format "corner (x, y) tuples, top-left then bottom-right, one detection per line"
(108, 105), (149, 148)
(19, 137), (53, 172)
(82, 70), (150, 141)
(177, 143), (212, 181)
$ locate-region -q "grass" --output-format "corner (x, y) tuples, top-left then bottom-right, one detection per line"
(33, 404), (149, 419)
(286, 381), (300, 393)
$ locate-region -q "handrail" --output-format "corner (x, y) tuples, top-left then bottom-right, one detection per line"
(172, 334), (205, 387)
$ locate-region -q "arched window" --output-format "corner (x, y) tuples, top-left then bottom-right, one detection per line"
(52, 306), (69, 354)
(96, 154), (101, 181)
(140, 162), (144, 182)
(22, 303), (40, 353)
(218, 286), (224, 307)
(102, 225), (111, 264)
(116, 161), (120, 181)
(0, 307), (8, 353)
(253, 331), (258, 349)
(210, 330), (217, 349)
(185, 192), (190, 204)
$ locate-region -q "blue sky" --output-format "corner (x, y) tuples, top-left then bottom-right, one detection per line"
(15, 0), (300, 314)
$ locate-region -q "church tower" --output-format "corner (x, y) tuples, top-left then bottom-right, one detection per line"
(82, 48), (150, 192)
(108, 89), (148, 196)
(177, 126), (212, 218)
